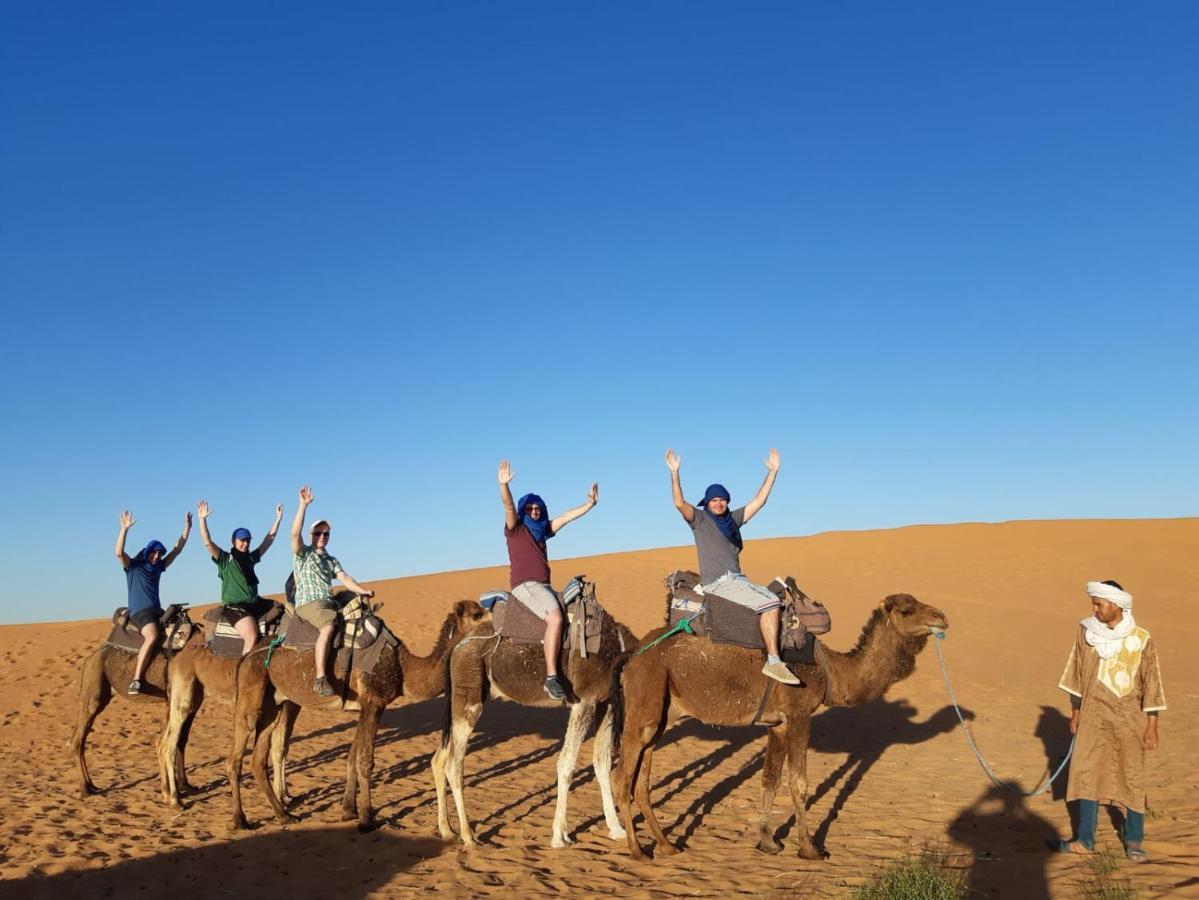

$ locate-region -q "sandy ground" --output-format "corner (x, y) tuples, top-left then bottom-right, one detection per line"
(0, 518), (1195, 898)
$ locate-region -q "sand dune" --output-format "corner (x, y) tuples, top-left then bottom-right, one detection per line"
(0, 518), (1195, 898)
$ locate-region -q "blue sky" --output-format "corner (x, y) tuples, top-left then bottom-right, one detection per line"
(2, 3), (1196, 623)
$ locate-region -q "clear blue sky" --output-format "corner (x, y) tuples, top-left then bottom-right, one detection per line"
(2, 3), (1196, 624)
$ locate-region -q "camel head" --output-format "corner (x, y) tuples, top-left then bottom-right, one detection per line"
(880, 593), (949, 639)
(452, 599), (491, 633)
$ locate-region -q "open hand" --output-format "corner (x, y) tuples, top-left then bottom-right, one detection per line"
(184, 511), (193, 529)
(498, 460), (515, 485)
(299, 485), (314, 506)
(764, 448), (780, 472)
(197, 500), (211, 519)
(665, 449), (681, 472)
(120, 510), (135, 529)
(274, 504), (284, 519)
(588, 482), (599, 505)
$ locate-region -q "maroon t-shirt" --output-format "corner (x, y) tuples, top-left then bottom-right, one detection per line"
(505, 523), (553, 589)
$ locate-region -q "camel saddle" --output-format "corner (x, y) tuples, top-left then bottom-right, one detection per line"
(664, 571), (831, 664)
(479, 576), (607, 657)
(200, 601), (286, 660)
(104, 605), (195, 656)
(273, 594), (398, 678)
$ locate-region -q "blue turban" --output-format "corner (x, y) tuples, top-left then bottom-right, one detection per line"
(516, 493), (553, 544)
(696, 484), (742, 550)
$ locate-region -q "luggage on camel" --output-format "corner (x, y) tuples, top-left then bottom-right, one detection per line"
(663, 570), (831, 663)
(200, 601), (286, 659)
(274, 592), (398, 678)
(104, 604), (195, 655)
(479, 576), (610, 657)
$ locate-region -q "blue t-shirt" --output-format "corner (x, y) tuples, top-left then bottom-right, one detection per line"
(125, 555), (166, 614)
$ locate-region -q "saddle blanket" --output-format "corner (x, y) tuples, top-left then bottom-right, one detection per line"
(272, 595), (396, 677)
(201, 602), (286, 660)
(480, 576), (606, 656)
(104, 605), (194, 655)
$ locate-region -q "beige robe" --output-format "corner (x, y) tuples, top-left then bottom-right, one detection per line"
(1058, 623), (1167, 812)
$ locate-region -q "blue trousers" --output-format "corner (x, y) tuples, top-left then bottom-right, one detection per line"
(1076, 799), (1145, 848)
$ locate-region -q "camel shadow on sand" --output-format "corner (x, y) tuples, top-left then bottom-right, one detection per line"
(9, 827), (446, 900)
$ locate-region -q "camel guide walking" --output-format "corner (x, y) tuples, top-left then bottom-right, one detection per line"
(197, 499), (285, 656)
(665, 447), (800, 686)
(115, 509), (191, 694)
(290, 485), (375, 697)
(1056, 580), (1166, 862)
(497, 459), (598, 701)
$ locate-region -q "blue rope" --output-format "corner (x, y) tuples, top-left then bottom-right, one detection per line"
(932, 633), (1075, 797)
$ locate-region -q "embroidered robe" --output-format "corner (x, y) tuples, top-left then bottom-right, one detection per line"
(1058, 623), (1167, 812)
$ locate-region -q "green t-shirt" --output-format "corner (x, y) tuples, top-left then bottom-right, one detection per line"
(214, 548), (262, 606)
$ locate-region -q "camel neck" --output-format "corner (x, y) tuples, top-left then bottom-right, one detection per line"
(820, 612), (924, 707)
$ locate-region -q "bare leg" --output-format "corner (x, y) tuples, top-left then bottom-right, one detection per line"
(543, 607), (564, 676)
(445, 700), (484, 846)
(355, 706), (383, 830)
(71, 652), (111, 797)
(755, 726), (787, 853)
(314, 623), (336, 679)
(234, 616), (258, 657)
(133, 622), (160, 683)
(551, 700), (596, 848)
(592, 704), (627, 841)
(785, 719), (820, 859)
(759, 608), (781, 658)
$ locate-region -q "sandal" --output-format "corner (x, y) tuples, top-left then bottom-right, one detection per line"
(1052, 840), (1093, 855)
(1125, 844), (1149, 863)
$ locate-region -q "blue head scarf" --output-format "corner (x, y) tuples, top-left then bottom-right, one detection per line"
(136, 540), (168, 571)
(516, 493), (553, 544)
(696, 484), (742, 550)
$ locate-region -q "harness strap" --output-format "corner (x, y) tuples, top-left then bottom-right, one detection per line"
(635, 616), (696, 656)
(813, 639), (833, 706)
(340, 610), (364, 709)
(263, 634), (285, 669)
(751, 678), (776, 726)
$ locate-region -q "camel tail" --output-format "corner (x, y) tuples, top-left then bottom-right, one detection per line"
(609, 655), (630, 758)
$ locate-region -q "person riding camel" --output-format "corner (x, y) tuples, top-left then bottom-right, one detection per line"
(115, 508), (192, 694)
(665, 447), (800, 686)
(497, 459), (598, 701)
(197, 499), (285, 656)
(290, 485), (375, 697)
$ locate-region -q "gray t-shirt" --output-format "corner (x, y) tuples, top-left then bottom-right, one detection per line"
(689, 506), (746, 586)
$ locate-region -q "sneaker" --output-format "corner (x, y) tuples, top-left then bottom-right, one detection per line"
(1125, 844), (1148, 863)
(543, 675), (568, 701)
(312, 676), (334, 697)
(127, 680), (142, 695)
(761, 661), (801, 686)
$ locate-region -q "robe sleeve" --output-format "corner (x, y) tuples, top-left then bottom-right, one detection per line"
(1057, 627), (1085, 698)
(1140, 637), (1167, 712)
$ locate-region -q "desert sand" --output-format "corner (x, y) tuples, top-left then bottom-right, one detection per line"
(0, 518), (1195, 898)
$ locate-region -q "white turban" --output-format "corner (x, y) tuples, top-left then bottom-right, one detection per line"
(1086, 581), (1132, 610)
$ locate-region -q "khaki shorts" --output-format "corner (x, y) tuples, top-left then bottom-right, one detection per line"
(512, 581), (562, 619)
(702, 573), (781, 613)
(296, 599), (338, 629)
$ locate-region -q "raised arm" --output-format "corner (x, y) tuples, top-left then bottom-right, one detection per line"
(115, 510), (135, 567)
(334, 568), (375, 599)
(291, 486), (312, 554)
(162, 511), (193, 568)
(666, 449), (696, 522)
(196, 500), (221, 560)
(741, 448), (780, 524)
(551, 483), (598, 533)
(498, 460), (518, 530)
(256, 503), (284, 556)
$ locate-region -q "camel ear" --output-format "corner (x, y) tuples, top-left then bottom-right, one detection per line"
(881, 596), (896, 613)
(453, 600), (468, 618)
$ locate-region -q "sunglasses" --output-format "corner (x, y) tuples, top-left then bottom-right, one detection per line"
(313, 530), (331, 537)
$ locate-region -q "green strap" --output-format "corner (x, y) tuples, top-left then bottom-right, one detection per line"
(635, 616), (695, 656)
(263, 634), (285, 669)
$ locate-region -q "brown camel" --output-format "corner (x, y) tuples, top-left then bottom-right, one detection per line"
(613, 592), (949, 860)
(228, 597), (490, 831)
(431, 612), (639, 848)
(71, 636), (198, 800)
(158, 641), (297, 808)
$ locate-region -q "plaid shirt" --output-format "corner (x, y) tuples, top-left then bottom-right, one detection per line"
(293, 546), (343, 608)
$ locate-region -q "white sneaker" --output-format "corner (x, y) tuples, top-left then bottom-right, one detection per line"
(762, 661), (801, 686)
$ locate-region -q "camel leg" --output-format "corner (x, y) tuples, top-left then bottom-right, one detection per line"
(633, 742), (678, 856)
(615, 681), (669, 861)
(755, 725), (787, 854)
(228, 668), (269, 831)
(271, 701), (299, 807)
(551, 699), (596, 848)
(592, 702), (627, 842)
(431, 724), (453, 839)
(354, 706), (384, 831)
(176, 692), (199, 793)
(784, 719), (821, 860)
(341, 717), (363, 821)
(159, 676), (199, 808)
(250, 697), (295, 825)
(443, 700), (484, 846)
(71, 652), (111, 798)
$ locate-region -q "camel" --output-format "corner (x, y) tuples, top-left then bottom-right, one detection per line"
(613, 592), (949, 861)
(228, 596), (490, 831)
(431, 610), (639, 849)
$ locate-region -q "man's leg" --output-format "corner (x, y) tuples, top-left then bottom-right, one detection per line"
(1123, 808), (1146, 859)
(543, 607), (564, 676)
(131, 622), (160, 690)
(707, 576), (798, 686)
(234, 616), (259, 657)
(1076, 799), (1099, 849)
(758, 608), (781, 658)
(314, 623), (336, 679)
